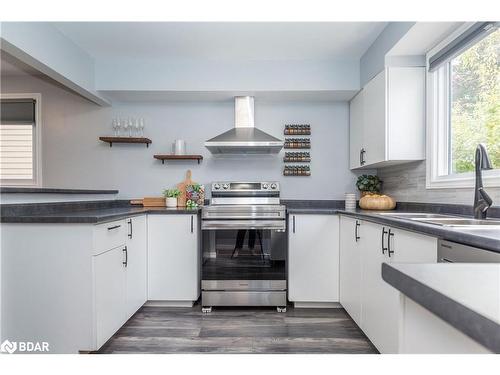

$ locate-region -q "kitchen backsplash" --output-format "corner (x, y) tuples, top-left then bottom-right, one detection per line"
(378, 161), (500, 207)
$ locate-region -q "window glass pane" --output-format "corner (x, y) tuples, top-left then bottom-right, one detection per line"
(0, 124), (34, 180)
(450, 28), (500, 174)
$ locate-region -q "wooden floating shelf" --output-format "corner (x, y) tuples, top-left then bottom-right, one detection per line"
(99, 136), (152, 147)
(153, 154), (204, 165)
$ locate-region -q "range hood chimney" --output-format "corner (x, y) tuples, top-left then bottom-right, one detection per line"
(205, 96), (284, 155)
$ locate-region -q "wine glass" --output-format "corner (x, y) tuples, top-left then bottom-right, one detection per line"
(112, 118), (118, 136)
(123, 118), (129, 137)
(135, 118), (140, 137)
(128, 117), (134, 137)
(139, 118), (145, 137)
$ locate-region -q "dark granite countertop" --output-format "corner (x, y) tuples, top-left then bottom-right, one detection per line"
(0, 187), (119, 194)
(382, 262), (500, 353)
(284, 200), (500, 253)
(0, 204), (200, 224)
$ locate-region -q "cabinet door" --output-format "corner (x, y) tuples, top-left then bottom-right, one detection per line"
(288, 215), (339, 302)
(148, 215), (199, 301)
(349, 91), (364, 169)
(361, 221), (399, 354)
(362, 69), (387, 166)
(339, 216), (362, 325)
(125, 215), (147, 317)
(387, 227), (437, 263)
(93, 246), (126, 349)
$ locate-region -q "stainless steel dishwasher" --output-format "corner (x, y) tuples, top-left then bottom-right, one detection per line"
(438, 240), (500, 263)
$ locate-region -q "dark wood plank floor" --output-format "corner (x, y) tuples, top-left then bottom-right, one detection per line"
(97, 305), (378, 354)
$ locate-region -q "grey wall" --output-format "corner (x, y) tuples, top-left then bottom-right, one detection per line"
(1, 75), (363, 200)
(360, 22), (415, 86)
(378, 161), (500, 207)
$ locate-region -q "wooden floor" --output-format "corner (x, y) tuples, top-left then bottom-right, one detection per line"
(98, 305), (378, 354)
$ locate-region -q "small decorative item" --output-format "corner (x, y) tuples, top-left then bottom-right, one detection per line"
(345, 193), (357, 211)
(359, 194), (396, 210)
(173, 140), (186, 155)
(356, 175), (382, 197)
(186, 183), (205, 207)
(163, 188), (181, 208)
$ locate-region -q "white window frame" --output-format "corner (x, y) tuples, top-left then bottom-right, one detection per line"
(426, 23), (500, 189)
(0, 93), (42, 187)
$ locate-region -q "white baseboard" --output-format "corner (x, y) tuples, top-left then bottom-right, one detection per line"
(293, 302), (342, 308)
(145, 300), (194, 307)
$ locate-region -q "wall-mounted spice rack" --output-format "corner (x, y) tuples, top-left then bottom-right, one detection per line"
(284, 138), (311, 149)
(284, 152), (311, 163)
(284, 124), (311, 135)
(284, 166), (311, 176)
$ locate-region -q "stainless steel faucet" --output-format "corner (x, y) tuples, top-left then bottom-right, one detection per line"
(473, 144), (493, 219)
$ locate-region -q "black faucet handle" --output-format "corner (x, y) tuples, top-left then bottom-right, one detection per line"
(479, 187), (493, 207)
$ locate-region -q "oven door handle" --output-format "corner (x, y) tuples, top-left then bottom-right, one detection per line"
(201, 219), (286, 230)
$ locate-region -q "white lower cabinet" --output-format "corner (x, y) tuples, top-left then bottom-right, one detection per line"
(148, 214), (200, 303)
(339, 216), (438, 353)
(94, 245), (127, 349)
(93, 215), (147, 349)
(339, 216), (363, 325)
(288, 214), (339, 305)
(125, 216), (147, 317)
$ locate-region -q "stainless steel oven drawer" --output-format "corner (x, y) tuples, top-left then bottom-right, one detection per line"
(202, 291), (286, 306)
(202, 279), (286, 291)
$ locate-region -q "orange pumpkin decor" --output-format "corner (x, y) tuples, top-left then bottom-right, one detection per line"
(359, 194), (396, 211)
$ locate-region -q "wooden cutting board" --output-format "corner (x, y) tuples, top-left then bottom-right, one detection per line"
(176, 169), (195, 207)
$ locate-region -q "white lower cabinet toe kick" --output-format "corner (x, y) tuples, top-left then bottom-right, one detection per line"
(1, 213), (200, 353)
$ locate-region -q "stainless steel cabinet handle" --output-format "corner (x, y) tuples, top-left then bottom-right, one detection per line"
(381, 227), (388, 254)
(292, 215), (296, 233)
(128, 219), (133, 239)
(107, 224), (121, 231)
(191, 215), (194, 233)
(355, 220), (360, 242)
(387, 229), (395, 257)
(122, 246), (128, 267)
(360, 148), (366, 166)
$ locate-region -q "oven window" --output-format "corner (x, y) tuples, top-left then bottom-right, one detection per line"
(202, 229), (286, 280)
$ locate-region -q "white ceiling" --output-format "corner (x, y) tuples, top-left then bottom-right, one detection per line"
(0, 52), (41, 76)
(53, 22), (388, 61)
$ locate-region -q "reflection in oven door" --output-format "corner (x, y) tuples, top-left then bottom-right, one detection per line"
(202, 229), (286, 281)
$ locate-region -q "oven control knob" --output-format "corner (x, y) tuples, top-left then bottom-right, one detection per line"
(214, 183), (220, 190)
(223, 183), (229, 190)
(270, 183), (278, 190)
(262, 183), (269, 189)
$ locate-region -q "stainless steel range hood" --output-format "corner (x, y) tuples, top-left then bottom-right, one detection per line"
(205, 96), (284, 155)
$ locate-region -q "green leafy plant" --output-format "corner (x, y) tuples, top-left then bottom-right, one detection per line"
(356, 175), (382, 193)
(163, 188), (181, 198)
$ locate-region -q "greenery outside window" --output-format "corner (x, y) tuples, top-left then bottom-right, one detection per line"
(427, 23), (500, 188)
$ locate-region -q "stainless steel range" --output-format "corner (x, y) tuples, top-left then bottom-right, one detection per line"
(201, 182), (287, 312)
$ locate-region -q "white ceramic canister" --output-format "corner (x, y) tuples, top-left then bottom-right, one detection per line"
(173, 140), (186, 155)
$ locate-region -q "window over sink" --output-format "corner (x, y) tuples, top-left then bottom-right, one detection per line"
(427, 23), (500, 189)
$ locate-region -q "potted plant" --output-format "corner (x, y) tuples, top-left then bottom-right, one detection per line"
(356, 175), (382, 197)
(163, 188), (181, 208)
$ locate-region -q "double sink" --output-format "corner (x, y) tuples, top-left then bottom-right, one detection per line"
(378, 212), (500, 228)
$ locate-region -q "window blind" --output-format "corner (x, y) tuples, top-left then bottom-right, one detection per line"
(429, 22), (499, 72)
(0, 99), (36, 181)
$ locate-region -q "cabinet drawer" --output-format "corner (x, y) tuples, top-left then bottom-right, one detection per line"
(93, 219), (128, 255)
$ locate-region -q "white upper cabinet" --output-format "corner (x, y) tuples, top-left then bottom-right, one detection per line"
(349, 67), (425, 169)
